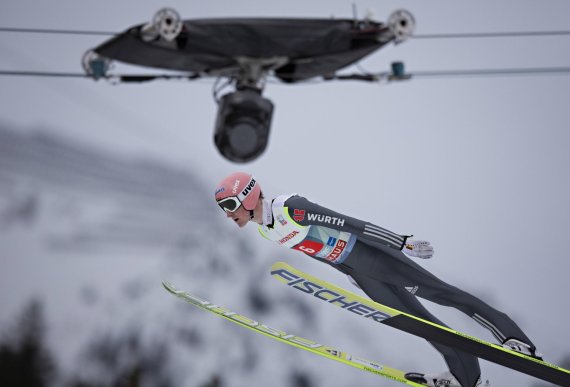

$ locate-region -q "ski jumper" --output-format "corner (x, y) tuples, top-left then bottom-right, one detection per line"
(259, 194), (536, 387)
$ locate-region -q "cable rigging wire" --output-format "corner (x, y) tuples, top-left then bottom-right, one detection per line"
(3, 67), (570, 81)
(3, 26), (570, 39)
(2, 26), (570, 82)
(0, 70), (208, 82)
(0, 27), (116, 36)
(0, 71), (89, 78)
(413, 30), (570, 39)
(411, 67), (570, 78)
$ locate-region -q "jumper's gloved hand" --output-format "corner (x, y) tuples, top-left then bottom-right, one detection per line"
(402, 239), (434, 259)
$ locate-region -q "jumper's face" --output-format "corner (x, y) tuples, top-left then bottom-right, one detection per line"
(225, 205), (250, 228)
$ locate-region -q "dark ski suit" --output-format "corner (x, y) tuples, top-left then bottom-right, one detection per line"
(258, 194), (536, 387)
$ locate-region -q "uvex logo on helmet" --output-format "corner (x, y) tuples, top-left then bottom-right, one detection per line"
(241, 178), (256, 197)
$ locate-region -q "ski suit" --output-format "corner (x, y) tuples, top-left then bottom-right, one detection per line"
(259, 194), (536, 387)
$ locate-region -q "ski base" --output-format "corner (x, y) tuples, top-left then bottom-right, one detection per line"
(162, 281), (427, 386)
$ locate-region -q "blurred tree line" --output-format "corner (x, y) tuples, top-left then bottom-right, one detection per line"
(0, 299), (200, 387)
(0, 300), (55, 386)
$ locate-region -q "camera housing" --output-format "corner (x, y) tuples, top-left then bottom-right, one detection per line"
(214, 88), (274, 163)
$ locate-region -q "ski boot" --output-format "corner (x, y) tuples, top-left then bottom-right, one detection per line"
(405, 371), (489, 387)
(502, 338), (544, 360)
(405, 371), (460, 386)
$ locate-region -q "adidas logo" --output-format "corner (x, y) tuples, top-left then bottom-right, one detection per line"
(405, 286), (419, 295)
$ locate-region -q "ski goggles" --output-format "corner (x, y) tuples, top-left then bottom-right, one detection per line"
(217, 196), (242, 213)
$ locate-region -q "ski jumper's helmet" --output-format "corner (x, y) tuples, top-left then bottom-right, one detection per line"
(215, 172), (261, 212)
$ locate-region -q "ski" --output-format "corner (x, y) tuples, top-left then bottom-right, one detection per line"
(162, 281), (427, 386)
(270, 261), (570, 387)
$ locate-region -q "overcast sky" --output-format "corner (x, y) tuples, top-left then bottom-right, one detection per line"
(1, 1), (570, 386)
